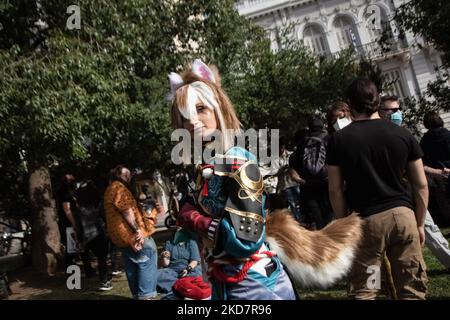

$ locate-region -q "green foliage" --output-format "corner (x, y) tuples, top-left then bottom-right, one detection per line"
(394, 0), (450, 127)
(226, 32), (382, 134)
(395, 0), (450, 67)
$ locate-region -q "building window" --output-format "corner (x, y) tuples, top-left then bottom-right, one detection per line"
(383, 69), (408, 100)
(333, 16), (360, 50)
(302, 24), (330, 56)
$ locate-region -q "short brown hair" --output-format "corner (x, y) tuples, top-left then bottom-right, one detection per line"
(380, 95), (399, 104)
(424, 111), (444, 130)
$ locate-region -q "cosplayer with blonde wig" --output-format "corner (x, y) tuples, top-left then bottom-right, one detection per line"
(168, 59), (362, 300)
(169, 61), (241, 164)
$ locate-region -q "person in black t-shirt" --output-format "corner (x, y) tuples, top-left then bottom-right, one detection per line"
(56, 174), (79, 256)
(290, 117), (332, 229)
(326, 78), (428, 300)
(56, 175), (77, 233)
(420, 111), (450, 224)
(76, 181), (112, 290)
(56, 174), (95, 277)
(380, 107), (450, 270)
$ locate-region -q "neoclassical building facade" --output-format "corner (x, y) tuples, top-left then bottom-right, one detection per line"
(236, 0), (449, 128)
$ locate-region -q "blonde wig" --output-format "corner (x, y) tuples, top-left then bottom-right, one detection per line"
(169, 60), (242, 163)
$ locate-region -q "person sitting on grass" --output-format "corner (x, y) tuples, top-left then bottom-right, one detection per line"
(156, 229), (202, 297)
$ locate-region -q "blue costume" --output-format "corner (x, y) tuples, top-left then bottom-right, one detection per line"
(178, 146), (296, 300)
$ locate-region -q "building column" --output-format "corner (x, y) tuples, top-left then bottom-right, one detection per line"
(355, 21), (371, 46)
(326, 30), (339, 54)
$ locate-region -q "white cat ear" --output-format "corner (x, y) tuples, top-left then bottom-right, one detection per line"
(166, 72), (184, 101)
(169, 72), (184, 93)
(192, 59), (216, 83)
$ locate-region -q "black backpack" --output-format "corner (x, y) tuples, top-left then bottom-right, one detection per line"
(291, 133), (328, 180)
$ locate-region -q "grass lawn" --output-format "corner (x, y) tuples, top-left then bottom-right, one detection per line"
(6, 229), (450, 300)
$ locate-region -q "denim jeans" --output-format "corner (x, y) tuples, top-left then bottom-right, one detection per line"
(283, 186), (301, 221)
(122, 237), (158, 300)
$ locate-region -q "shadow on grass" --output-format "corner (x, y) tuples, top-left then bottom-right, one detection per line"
(8, 265), (135, 300)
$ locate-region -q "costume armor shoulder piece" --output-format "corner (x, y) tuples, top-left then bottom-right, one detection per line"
(209, 146), (266, 258)
(224, 159), (265, 242)
(195, 146), (267, 258)
(197, 146), (257, 218)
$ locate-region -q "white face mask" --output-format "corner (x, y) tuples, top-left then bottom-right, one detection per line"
(333, 117), (352, 131)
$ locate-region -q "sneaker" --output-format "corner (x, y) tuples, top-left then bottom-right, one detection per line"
(99, 281), (113, 291)
(111, 270), (122, 276)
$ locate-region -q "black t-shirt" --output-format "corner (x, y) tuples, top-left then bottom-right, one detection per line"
(420, 127), (450, 168)
(326, 119), (423, 217)
(56, 187), (77, 229)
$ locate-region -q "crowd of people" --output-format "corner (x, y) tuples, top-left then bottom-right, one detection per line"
(55, 166), (206, 299)
(53, 59), (450, 300)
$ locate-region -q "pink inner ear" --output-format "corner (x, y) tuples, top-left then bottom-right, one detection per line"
(199, 66), (211, 81)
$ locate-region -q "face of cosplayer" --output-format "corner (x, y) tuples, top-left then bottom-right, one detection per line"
(182, 98), (218, 141)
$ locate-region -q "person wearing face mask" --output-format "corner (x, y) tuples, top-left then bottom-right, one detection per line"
(327, 78), (429, 299)
(380, 104), (450, 271)
(168, 59), (363, 300)
(379, 95), (403, 125)
(326, 101), (353, 134)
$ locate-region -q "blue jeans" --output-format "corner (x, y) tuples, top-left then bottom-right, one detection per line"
(283, 186), (301, 221)
(122, 237), (158, 300)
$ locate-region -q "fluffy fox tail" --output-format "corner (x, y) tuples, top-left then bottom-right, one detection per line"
(266, 210), (362, 289)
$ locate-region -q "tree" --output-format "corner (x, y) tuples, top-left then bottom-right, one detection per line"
(395, 0), (450, 67)
(1, 0), (187, 274)
(223, 25), (383, 137)
(393, 0), (450, 132)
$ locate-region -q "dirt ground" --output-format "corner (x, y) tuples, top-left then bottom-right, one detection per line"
(5, 229), (174, 300)
(7, 264), (133, 300)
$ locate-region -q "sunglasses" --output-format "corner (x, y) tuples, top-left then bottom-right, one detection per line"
(380, 108), (401, 113)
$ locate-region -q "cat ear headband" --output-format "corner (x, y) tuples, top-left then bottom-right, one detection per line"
(167, 59), (216, 101)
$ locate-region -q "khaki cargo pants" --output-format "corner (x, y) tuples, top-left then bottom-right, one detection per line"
(348, 206), (428, 300)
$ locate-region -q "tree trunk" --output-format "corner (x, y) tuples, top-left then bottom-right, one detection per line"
(29, 166), (62, 275)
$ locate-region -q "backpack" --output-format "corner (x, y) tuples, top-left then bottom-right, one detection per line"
(78, 205), (102, 244)
(292, 133), (328, 180)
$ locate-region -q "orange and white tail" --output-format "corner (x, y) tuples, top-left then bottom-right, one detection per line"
(266, 210), (362, 289)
